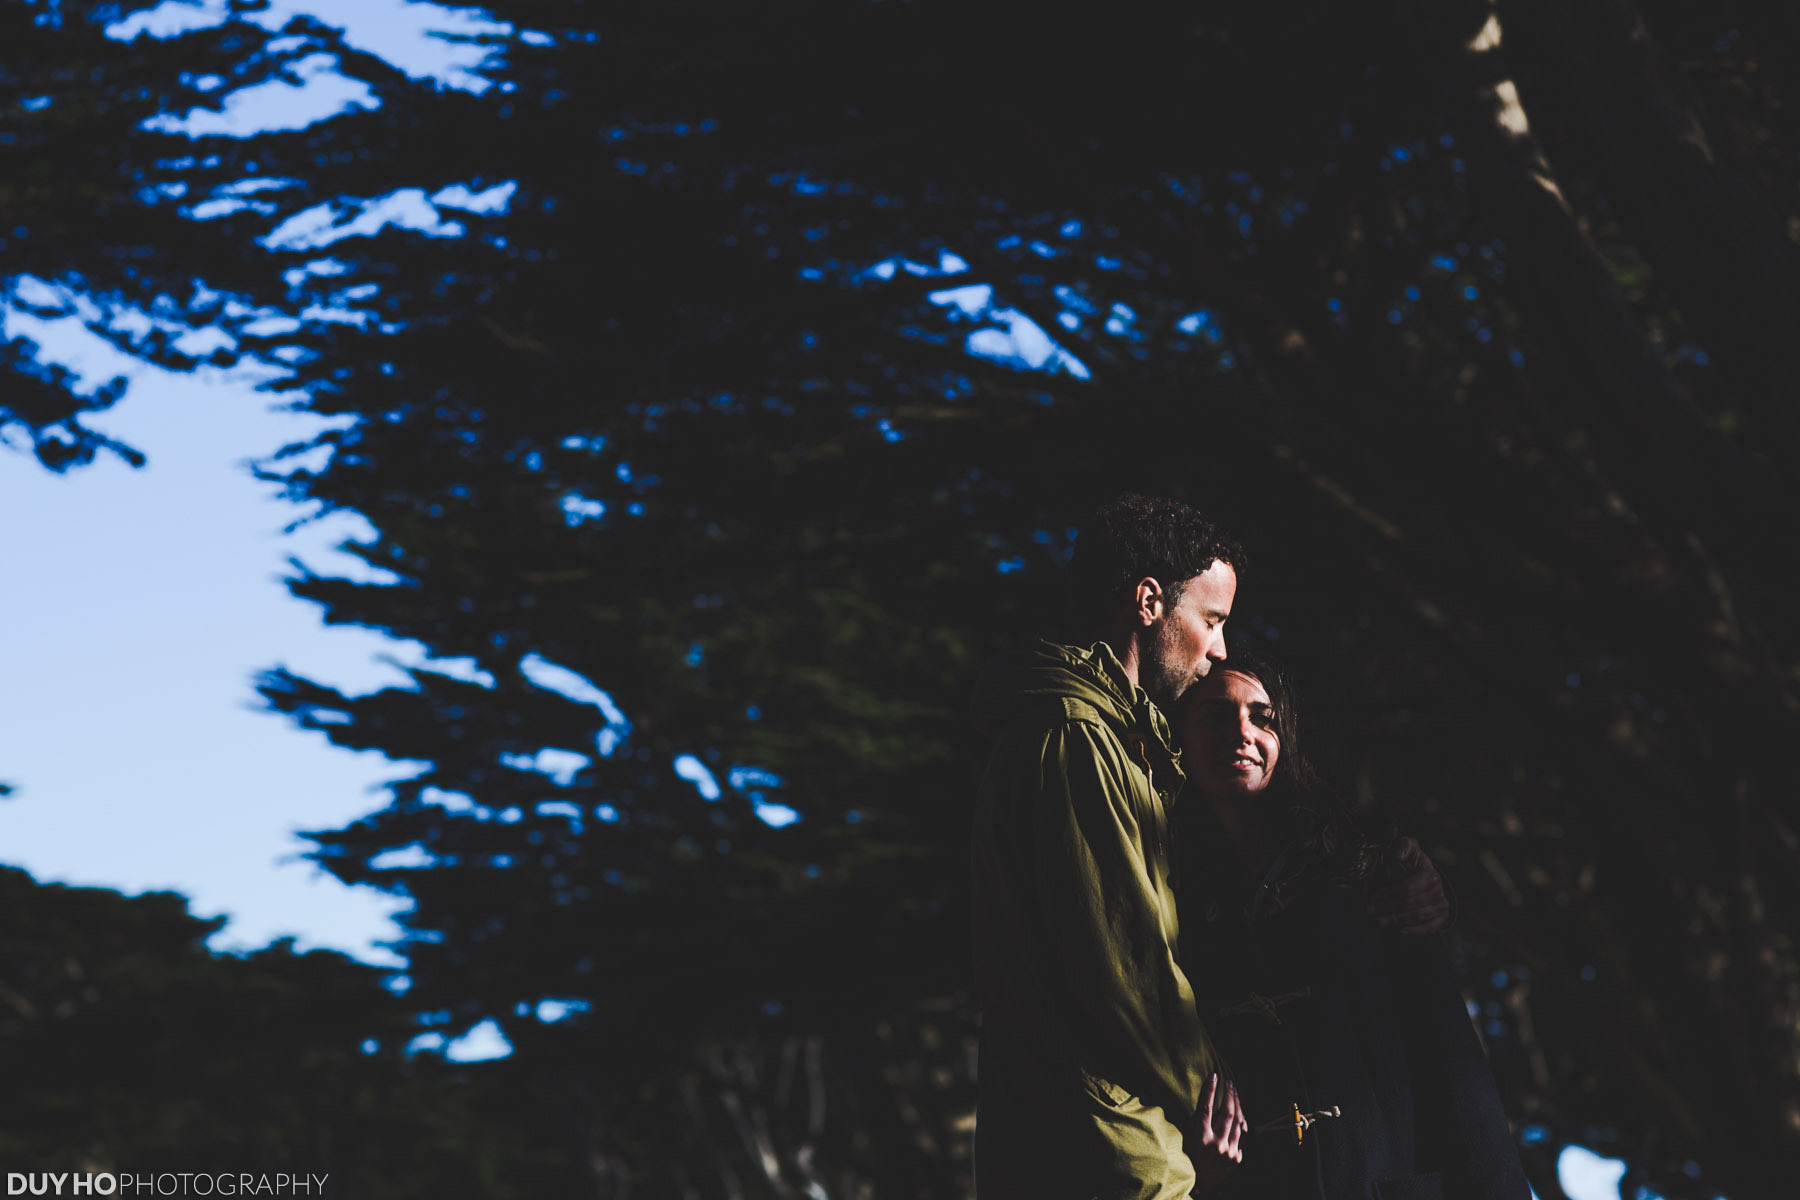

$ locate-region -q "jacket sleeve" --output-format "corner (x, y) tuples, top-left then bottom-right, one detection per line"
(1024, 718), (1221, 1190)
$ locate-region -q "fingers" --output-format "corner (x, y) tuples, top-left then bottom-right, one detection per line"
(1371, 870), (1434, 915)
(1199, 1073), (1221, 1144)
(1197, 1075), (1248, 1170)
(1222, 1081), (1245, 1160)
(1373, 889), (1430, 922)
(1373, 845), (1450, 933)
(1377, 896), (1443, 924)
(1400, 866), (1441, 902)
(1378, 882), (1451, 932)
(1369, 885), (1405, 918)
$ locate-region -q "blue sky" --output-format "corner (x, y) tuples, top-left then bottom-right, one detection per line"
(0, 0), (543, 962)
(0, 0), (551, 1064)
(0, 356), (416, 962)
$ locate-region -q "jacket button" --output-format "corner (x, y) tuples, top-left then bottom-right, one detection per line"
(1254, 1103), (1343, 1146)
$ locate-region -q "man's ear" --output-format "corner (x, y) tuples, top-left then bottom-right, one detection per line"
(1134, 577), (1165, 626)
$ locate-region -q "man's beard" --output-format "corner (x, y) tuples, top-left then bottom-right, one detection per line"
(1139, 624), (1197, 714)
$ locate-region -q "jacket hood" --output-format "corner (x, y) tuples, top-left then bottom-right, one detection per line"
(972, 640), (1183, 779)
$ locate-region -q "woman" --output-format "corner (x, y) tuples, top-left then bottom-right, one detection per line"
(1176, 652), (1529, 1200)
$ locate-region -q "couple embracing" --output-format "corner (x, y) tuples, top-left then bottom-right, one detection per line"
(970, 495), (1530, 1200)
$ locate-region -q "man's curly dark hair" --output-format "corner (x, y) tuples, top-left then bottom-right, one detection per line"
(1070, 493), (1246, 629)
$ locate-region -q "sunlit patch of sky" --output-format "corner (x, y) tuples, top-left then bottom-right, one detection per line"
(9, 275), (74, 314)
(0, 327), (427, 964)
(2, 265), (391, 410)
(673, 754), (722, 801)
(1557, 1145), (1627, 1200)
(142, 52), (378, 138)
(535, 998), (588, 1023)
(864, 249), (969, 282)
(721, 764), (799, 828)
(669, 757), (796, 825)
(276, 510), (405, 588)
(444, 1017), (511, 1060)
(753, 802), (801, 828)
(432, 180), (517, 214)
(220, 177), (305, 195)
(729, 765), (784, 790)
(108, 0), (542, 97)
(421, 786), (478, 814)
(1175, 309), (1222, 340)
(368, 842), (433, 870)
(260, 184), (503, 251)
(0, 282), (411, 528)
(282, 257), (351, 288)
(518, 653), (631, 756)
(519, 653), (626, 721)
(1, 297), (123, 407)
(2, 274), (254, 393)
(927, 282), (1091, 380)
(408, 1016), (511, 1061)
(0, 304), (120, 420)
(381, 649), (492, 687)
(187, 194), (277, 221)
(499, 746), (590, 786)
(560, 492), (606, 526)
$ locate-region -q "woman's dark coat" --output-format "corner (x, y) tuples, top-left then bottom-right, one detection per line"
(1176, 812), (1532, 1200)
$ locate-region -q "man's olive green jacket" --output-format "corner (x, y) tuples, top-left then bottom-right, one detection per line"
(971, 641), (1223, 1200)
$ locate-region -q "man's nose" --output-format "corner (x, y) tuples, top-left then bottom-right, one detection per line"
(1206, 633), (1228, 661)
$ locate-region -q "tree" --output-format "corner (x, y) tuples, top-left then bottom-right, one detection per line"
(0, 866), (584, 1197)
(8, 1), (1799, 1195)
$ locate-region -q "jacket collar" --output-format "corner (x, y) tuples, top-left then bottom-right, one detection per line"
(1056, 640), (1186, 792)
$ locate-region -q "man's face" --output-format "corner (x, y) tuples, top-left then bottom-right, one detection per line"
(1140, 560), (1236, 712)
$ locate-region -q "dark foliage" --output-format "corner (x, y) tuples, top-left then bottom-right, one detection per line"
(0, 867), (586, 1196)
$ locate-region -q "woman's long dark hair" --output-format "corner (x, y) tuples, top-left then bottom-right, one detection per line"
(1178, 649), (1392, 902)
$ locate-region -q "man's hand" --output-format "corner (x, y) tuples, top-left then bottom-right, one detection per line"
(1370, 836), (1453, 935)
(1191, 1073), (1245, 1193)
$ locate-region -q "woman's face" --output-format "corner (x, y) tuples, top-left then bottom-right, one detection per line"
(1181, 669), (1281, 797)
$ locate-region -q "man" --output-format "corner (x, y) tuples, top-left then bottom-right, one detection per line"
(970, 493), (1248, 1200)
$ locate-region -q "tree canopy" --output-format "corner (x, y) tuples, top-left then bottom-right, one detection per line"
(0, 866), (586, 1196)
(6, 0), (1800, 1196)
